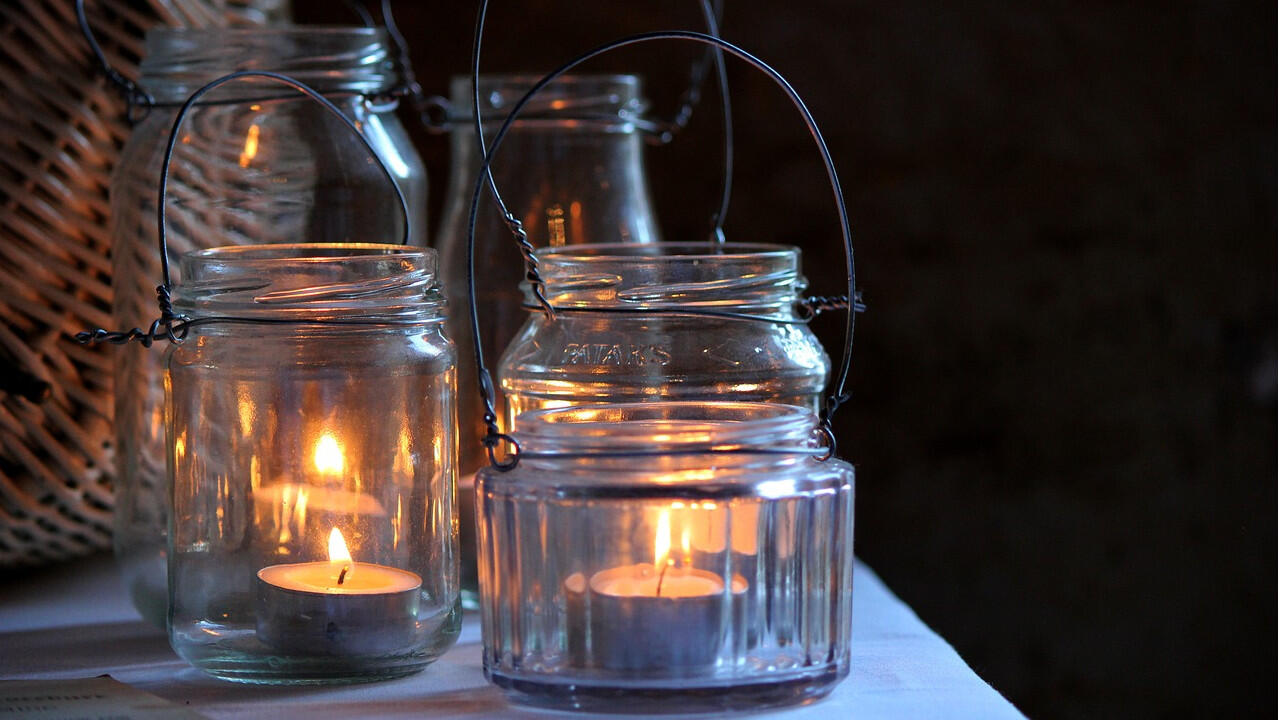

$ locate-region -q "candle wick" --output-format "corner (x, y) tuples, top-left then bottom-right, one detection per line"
(337, 565), (349, 586)
(655, 560), (670, 598)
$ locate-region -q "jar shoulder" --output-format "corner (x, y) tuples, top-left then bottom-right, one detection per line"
(168, 328), (456, 371)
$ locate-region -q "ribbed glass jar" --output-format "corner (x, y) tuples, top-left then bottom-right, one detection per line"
(111, 26), (428, 627)
(165, 244), (458, 684)
(476, 402), (854, 711)
(500, 242), (830, 426)
(436, 74), (661, 605)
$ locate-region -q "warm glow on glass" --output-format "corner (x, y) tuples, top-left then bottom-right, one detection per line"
(654, 510), (671, 572)
(237, 386), (254, 437)
(314, 433), (345, 475)
(681, 525), (692, 567)
(239, 123), (261, 168)
(547, 204), (566, 247)
(569, 200), (583, 240)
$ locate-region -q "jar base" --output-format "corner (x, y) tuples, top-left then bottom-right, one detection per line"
(115, 542), (169, 629)
(485, 661), (847, 714)
(172, 600), (462, 686)
(180, 642), (452, 686)
(199, 662), (429, 686)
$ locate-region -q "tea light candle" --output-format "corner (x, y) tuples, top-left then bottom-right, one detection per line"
(256, 528), (421, 656)
(571, 510), (747, 672)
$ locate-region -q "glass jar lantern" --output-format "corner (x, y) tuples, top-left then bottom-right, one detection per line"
(457, 21), (865, 712)
(111, 26), (428, 627)
(500, 242), (830, 427)
(164, 244), (459, 684)
(475, 402), (854, 711)
(436, 74), (662, 604)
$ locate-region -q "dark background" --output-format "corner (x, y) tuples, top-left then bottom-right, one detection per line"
(298, 2), (1278, 717)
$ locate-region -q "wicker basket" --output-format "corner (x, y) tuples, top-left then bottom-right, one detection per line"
(0, 0), (286, 567)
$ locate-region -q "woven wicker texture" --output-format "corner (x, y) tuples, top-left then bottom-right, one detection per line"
(0, 0), (285, 567)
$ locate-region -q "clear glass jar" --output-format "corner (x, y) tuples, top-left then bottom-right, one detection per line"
(435, 74), (661, 604)
(501, 242), (830, 425)
(476, 402), (855, 711)
(165, 244), (458, 684)
(111, 27), (428, 627)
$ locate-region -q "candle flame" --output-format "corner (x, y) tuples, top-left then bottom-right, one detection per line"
(314, 433), (345, 475)
(329, 527), (352, 564)
(654, 510), (671, 572)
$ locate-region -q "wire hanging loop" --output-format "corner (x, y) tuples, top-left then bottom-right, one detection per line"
(468, 0), (733, 254)
(75, 0), (155, 123)
(75, 70), (411, 348)
(464, 31), (860, 470)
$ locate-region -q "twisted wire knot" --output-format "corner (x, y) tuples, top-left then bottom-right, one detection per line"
(74, 285), (187, 347)
(502, 212), (555, 318)
(476, 369), (520, 470)
(796, 291), (867, 321)
(107, 70), (154, 124)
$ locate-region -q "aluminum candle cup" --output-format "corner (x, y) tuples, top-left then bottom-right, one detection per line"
(256, 561), (422, 656)
(585, 564), (747, 673)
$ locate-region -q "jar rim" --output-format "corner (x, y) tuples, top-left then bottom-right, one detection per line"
(451, 73), (641, 87)
(449, 73), (648, 129)
(527, 243), (805, 313)
(140, 26), (395, 100)
(182, 242), (428, 265)
(147, 25), (385, 41)
(174, 243), (441, 322)
(535, 242), (797, 262)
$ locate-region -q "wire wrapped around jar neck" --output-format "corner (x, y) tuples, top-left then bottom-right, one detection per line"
(75, 0), (415, 122)
(441, 74), (656, 134)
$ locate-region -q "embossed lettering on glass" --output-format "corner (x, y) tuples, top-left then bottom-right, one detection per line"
(500, 242), (830, 427)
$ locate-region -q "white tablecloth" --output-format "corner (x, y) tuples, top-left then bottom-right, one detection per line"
(0, 556), (1023, 719)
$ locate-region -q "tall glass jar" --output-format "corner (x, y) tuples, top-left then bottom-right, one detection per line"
(166, 244), (458, 684)
(476, 402), (854, 711)
(500, 242), (830, 425)
(111, 27), (427, 626)
(436, 74), (661, 604)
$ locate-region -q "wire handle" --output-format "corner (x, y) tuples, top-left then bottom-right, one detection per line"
(465, 31), (861, 469)
(75, 0), (155, 123)
(468, 0), (733, 247)
(76, 70), (411, 347)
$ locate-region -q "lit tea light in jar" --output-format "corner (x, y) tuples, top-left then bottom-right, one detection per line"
(256, 528), (421, 656)
(571, 509), (746, 673)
